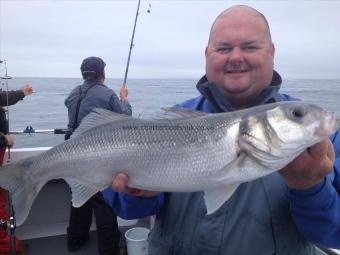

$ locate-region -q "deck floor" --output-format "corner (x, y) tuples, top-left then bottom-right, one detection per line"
(24, 231), (99, 255)
(11, 180), (148, 255)
(22, 234), (340, 255)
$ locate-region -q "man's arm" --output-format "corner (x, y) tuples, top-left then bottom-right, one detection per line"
(102, 173), (164, 219)
(0, 85), (33, 106)
(281, 131), (340, 248)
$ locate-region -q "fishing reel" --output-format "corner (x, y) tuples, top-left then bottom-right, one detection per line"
(0, 217), (17, 255)
(0, 216), (16, 233)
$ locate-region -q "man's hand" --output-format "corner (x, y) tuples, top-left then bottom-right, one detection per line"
(280, 139), (335, 190)
(112, 172), (160, 197)
(22, 84), (33, 96)
(119, 86), (128, 101)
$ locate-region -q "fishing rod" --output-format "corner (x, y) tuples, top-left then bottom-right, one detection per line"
(8, 194), (16, 255)
(0, 194), (16, 255)
(0, 60), (16, 255)
(123, 0), (151, 87)
(1, 60), (12, 163)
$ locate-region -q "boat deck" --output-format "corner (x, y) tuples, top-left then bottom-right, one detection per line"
(23, 231), (99, 255)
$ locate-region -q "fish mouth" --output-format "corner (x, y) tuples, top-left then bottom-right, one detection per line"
(315, 112), (336, 137)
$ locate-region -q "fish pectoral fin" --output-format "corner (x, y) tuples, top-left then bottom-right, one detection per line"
(65, 178), (99, 207)
(203, 184), (239, 215)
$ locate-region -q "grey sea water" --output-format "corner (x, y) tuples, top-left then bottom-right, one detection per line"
(1, 77), (340, 148)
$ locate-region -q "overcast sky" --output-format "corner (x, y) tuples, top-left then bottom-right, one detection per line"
(0, 0), (339, 79)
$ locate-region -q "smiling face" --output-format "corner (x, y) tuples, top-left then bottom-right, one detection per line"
(205, 6), (275, 109)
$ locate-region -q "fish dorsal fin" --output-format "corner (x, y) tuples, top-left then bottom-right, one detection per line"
(72, 108), (133, 138)
(156, 107), (209, 120)
(203, 183), (239, 214)
(65, 178), (101, 207)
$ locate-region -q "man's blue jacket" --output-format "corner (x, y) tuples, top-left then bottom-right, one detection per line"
(102, 72), (340, 250)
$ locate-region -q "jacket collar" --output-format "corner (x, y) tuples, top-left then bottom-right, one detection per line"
(196, 70), (282, 113)
(82, 80), (106, 88)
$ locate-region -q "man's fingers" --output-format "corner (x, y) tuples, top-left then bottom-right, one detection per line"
(112, 173), (145, 195)
(327, 139), (335, 162)
(111, 172), (160, 197)
(307, 140), (328, 162)
(112, 173), (129, 192)
(321, 140), (335, 176)
(127, 188), (144, 196)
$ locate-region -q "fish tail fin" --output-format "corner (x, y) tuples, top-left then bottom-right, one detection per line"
(0, 157), (39, 226)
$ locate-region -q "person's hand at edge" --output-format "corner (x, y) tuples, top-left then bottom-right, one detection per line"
(22, 84), (33, 96)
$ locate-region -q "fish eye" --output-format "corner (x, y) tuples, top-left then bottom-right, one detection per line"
(291, 107), (306, 119)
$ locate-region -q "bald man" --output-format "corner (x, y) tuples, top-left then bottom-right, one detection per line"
(104, 5), (340, 254)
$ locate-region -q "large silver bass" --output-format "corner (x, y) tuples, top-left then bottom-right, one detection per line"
(0, 101), (337, 226)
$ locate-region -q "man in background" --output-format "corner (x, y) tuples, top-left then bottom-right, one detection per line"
(65, 56), (131, 255)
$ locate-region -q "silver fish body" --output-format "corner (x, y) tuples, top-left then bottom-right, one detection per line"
(0, 101), (336, 225)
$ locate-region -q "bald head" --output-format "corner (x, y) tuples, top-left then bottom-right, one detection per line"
(204, 4), (276, 109)
(208, 5), (272, 44)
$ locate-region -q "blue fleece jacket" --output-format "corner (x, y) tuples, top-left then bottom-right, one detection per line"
(288, 130), (340, 248)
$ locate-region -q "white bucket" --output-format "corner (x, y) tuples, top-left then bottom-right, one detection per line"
(125, 227), (150, 255)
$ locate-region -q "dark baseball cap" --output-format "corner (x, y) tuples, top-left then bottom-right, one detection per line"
(80, 57), (106, 79)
